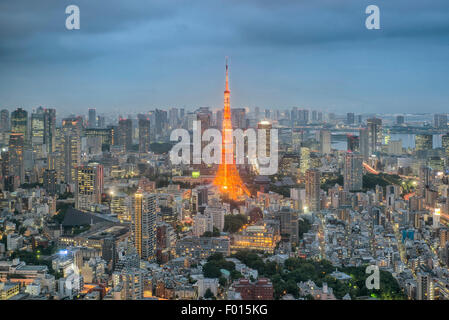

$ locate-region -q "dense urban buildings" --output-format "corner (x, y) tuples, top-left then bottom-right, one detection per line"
(1, 68), (449, 302)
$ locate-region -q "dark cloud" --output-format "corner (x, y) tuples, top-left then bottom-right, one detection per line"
(0, 0), (448, 113)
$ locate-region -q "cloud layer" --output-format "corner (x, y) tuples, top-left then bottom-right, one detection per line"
(1, 0), (449, 115)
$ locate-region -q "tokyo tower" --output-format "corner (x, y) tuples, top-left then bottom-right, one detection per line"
(213, 59), (250, 200)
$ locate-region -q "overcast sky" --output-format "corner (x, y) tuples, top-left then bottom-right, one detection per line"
(0, 0), (448, 115)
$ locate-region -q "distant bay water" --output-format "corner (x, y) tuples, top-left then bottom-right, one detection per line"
(331, 133), (443, 151)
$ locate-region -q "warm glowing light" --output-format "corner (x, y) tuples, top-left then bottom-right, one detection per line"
(435, 208), (441, 216)
(213, 60), (250, 200)
(192, 171), (200, 178)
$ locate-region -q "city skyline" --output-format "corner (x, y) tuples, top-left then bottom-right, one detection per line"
(1, 0), (449, 113)
(2, 0), (449, 305)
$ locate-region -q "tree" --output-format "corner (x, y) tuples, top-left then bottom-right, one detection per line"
(219, 276), (227, 287)
(202, 227), (220, 237)
(224, 214), (248, 233)
(203, 263), (221, 278)
(231, 270), (243, 281)
(204, 288), (215, 299)
(298, 219), (311, 239)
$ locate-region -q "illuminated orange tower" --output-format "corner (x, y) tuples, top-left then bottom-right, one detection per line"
(213, 59), (250, 200)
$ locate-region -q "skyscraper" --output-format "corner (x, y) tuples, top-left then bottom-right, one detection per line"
(75, 163), (104, 211)
(319, 130), (331, 155)
(197, 108), (212, 135)
(415, 134), (433, 152)
(168, 108), (179, 129)
(366, 118), (382, 155)
(216, 110), (223, 130)
(61, 120), (81, 184)
(396, 115), (405, 125)
(154, 109), (168, 136)
(305, 168), (320, 212)
(343, 152), (363, 192)
(43, 169), (57, 196)
(44, 108), (56, 153)
(118, 118), (133, 151)
(231, 108), (246, 129)
(88, 108), (97, 128)
(258, 121), (272, 159)
(111, 192), (130, 222)
(0, 109), (10, 132)
(31, 107), (45, 146)
(442, 133), (449, 159)
(11, 108), (28, 140)
(138, 117), (150, 153)
(8, 133), (25, 185)
(132, 189), (157, 262)
(347, 135), (359, 152)
(417, 272), (433, 300)
(300, 147), (311, 175)
(359, 128), (369, 160)
(434, 113), (447, 129)
(120, 268), (144, 300)
(346, 113), (355, 125)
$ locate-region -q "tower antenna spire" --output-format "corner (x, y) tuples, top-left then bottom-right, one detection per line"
(225, 56), (229, 92)
(214, 57), (250, 200)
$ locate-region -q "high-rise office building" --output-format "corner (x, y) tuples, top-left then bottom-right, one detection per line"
(0, 109), (10, 132)
(75, 163), (104, 211)
(61, 123), (81, 184)
(415, 134), (433, 152)
(11, 108), (28, 140)
(231, 108), (246, 129)
(291, 107), (298, 124)
(118, 118), (133, 151)
(442, 133), (449, 159)
(359, 128), (369, 160)
(347, 135), (359, 152)
(346, 113), (355, 125)
(154, 109), (168, 136)
(120, 268), (144, 300)
(311, 110), (317, 123)
(300, 147), (311, 175)
(319, 130), (331, 154)
(278, 207), (299, 244)
(97, 115), (105, 128)
(396, 115), (405, 125)
(434, 114), (447, 129)
(417, 272), (433, 300)
(43, 169), (57, 196)
(216, 110), (223, 130)
(168, 108), (179, 129)
(343, 152), (363, 192)
(88, 108), (97, 129)
(8, 133), (25, 185)
(305, 168), (320, 212)
(254, 107), (260, 121)
(111, 192), (130, 222)
(367, 118), (382, 155)
(298, 109), (309, 124)
(44, 108), (56, 153)
(132, 189), (157, 262)
(31, 107), (45, 146)
(138, 117), (150, 153)
(258, 121), (272, 158)
(197, 108), (212, 134)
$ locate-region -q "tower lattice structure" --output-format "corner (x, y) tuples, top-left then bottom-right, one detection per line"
(213, 60), (250, 200)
